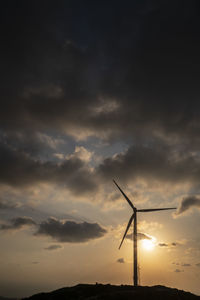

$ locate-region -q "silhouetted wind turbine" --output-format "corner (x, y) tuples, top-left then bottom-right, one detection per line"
(113, 179), (176, 286)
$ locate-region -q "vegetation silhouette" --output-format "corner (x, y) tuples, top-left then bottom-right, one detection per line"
(22, 284), (200, 300)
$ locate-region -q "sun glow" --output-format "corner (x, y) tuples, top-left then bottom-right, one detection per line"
(141, 239), (155, 251)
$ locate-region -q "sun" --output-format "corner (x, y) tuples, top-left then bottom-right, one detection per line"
(141, 239), (155, 251)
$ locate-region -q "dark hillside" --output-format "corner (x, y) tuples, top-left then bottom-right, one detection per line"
(22, 284), (200, 300)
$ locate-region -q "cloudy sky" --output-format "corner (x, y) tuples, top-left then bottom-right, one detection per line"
(1, 0), (200, 297)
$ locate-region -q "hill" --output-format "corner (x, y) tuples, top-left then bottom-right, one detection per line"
(22, 283), (200, 300)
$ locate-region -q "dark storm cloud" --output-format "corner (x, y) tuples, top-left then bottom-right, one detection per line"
(1, 0), (200, 144)
(0, 0), (200, 194)
(117, 258), (125, 264)
(1, 133), (200, 195)
(44, 244), (63, 251)
(0, 217), (36, 231)
(0, 215), (107, 243)
(0, 142), (97, 194)
(126, 232), (151, 241)
(0, 200), (17, 210)
(176, 196), (200, 215)
(35, 217), (107, 243)
(1, 130), (63, 158)
(97, 143), (200, 186)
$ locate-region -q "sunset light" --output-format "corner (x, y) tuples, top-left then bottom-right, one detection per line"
(141, 239), (155, 251)
(0, 1), (200, 299)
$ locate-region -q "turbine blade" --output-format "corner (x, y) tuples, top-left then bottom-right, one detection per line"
(113, 180), (135, 209)
(137, 207), (177, 212)
(119, 213), (134, 250)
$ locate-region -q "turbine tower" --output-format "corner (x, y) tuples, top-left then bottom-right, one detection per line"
(113, 180), (176, 286)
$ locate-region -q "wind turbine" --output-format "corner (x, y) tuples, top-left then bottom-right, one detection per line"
(113, 179), (176, 286)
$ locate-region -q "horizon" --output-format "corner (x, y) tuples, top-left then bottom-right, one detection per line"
(1, 0), (200, 298)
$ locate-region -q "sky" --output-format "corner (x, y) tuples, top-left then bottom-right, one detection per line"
(1, 0), (200, 298)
